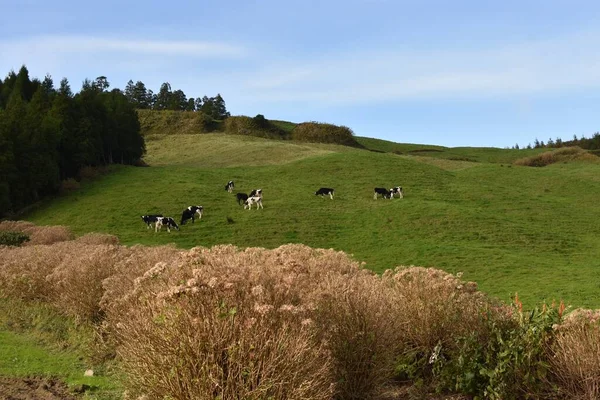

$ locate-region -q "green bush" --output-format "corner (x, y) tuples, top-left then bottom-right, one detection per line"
(291, 122), (363, 147)
(137, 109), (220, 136)
(0, 231), (30, 247)
(427, 300), (561, 399)
(224, 115), (289, 139)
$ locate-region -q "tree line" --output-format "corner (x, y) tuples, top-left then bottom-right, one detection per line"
(123, 80), (230, 120)
(0, 66), (145, 217)
(513, 133), (600, 150)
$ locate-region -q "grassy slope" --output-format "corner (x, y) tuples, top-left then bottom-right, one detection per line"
(24, 134), (600, 308)
(0, 299), (121, 399)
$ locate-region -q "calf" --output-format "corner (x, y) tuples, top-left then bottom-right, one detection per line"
(390, 186), (404, 199)
(225, 180), (235, 193)
(244, 196), (263, 210)
(249, 189), (263, 198)
(181, 205), (203, 225)
(155, 217), (179, 233)
(236, 193), (249, 205)
(315, 187), (334, 200)
(141, 214), (163, 229)
(374, 187), (393, 200)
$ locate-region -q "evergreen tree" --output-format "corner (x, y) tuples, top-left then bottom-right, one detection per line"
(186, 97), (196, 111)
(94, 76), (110, 92)
(59, 78), (73, 97)
(154, 82), (172, 110)
(169, 89), (187, 110)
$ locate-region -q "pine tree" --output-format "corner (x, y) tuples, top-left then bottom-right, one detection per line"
(154, 82), (172, 110)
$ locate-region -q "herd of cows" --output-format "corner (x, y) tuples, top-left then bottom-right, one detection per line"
(141, 180), (404, 233)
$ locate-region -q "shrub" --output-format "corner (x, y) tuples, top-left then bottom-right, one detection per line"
(432, 302), (560, 399)
(314, 271), (403, 399)
(292, 122), (363, 147)
(0, 243), (72, 300)
(111, 245), (338, 399)
(59, 178), (80, 193)
(549, 308), (600, 399)
(224, 115), (289, 139)
(138, 109), (220, 136)
(0, 231), (30, 246)
(513, 147), (598, 167)
(45, 244), (124, 322)
(79, 165), (108, 181)
(0, 221), (72, 245)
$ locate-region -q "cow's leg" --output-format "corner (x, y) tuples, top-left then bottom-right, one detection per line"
(374, 192), (377, 200)
(330, 192), (334, 200)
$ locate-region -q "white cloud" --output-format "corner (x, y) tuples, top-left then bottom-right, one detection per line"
(0, 35), (247, 74)
(236, 29), (600, 105)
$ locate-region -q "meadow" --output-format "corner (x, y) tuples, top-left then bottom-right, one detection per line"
(22, 132), (600, 308)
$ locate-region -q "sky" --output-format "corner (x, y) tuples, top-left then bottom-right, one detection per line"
(1, 0), (599, 148)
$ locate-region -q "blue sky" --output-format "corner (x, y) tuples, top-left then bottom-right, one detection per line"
(1, 0), (599, 147)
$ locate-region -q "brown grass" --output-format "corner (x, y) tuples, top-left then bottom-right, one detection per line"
(549, 309), (600, 399)
(513, 147), (599, 167)
(0, 221), (72, 245)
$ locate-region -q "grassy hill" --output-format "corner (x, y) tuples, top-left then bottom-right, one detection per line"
(23, 132), (600, 308)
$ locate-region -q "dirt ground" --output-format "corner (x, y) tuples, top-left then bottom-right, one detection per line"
(0, 377), (78, 400)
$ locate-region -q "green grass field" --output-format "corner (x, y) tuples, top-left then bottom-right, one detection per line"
(24, 133), (600, 308)
(0, 299), (121, 399)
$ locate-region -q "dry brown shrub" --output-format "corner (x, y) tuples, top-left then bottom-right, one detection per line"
(314, 271), (404, 399)
(113, 244), (339, 399)
(549, 309), (600, 399)
(384, 267), (493, 353)
(74, 233), (120, 245)
(59, 178), (80, 193)
(513, 147), (599, 167)
(45, 244), (124, 322)
(0, 244), (70, 300)
(0, 221), (72, 245)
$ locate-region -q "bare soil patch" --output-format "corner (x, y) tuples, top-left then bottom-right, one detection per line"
(0, 376), (77, 400)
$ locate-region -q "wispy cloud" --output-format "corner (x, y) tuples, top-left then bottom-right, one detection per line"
(0, 35), (247, 59)
(236, 29), (600, 105)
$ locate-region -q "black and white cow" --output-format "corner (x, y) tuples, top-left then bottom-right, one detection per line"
(244, 196), (263, 210)
(374, 187), (393, 200)
(141, 214), (163, 229)
(181, 205), (203, 225)
(390, 186), (404, 199)
(225, 180), (235, 193)
(236, 193), (249, 205)
(315, 187), (334, 200)
(248, 189), (263, 198)
(155, 217), (179, 233)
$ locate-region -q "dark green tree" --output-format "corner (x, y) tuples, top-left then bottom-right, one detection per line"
(154, 82), (172, 110)
(94, 76), (110, 92)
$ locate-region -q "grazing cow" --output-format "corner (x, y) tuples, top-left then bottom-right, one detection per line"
(244, 196), (263, 210)
(236, 193), (249, 205)
(374, 187), (393, 200)
(248, 189), (263, 198)
(390, 186), (404, 199)
(141, 214), (163, 229)
(181, 205), (203, 225)
(155, 217), (179, 233)
(225, 180), (235, 193)
(315, 187), (334, 200)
